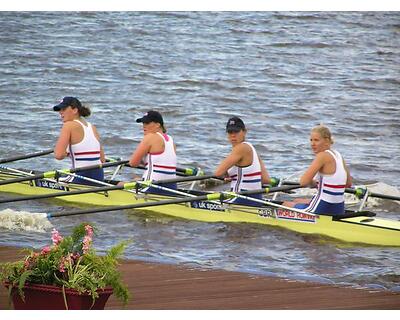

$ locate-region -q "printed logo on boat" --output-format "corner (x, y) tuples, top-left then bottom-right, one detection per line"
(275, 209), (317, 223)
(258, 208), (276, 218)
(190, 200), (225, 211)
(34, 179), (69, 191)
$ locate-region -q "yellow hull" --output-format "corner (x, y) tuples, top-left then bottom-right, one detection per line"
(1, 172), (400, 247)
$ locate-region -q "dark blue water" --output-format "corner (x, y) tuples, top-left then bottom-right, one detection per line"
(1, 12), (400, 292)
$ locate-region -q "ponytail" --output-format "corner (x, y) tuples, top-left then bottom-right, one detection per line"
(78, 104), (91, 117)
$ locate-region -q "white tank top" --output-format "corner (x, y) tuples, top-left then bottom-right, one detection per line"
(142, 132), (177, 181)
(68, 120), (102, 169)
(306, 149), (347, 210)
(227, 142), (262, 192)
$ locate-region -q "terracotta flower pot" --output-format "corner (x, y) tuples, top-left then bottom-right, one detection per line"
(5, 282), (113, 310)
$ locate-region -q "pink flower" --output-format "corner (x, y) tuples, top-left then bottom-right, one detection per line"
(40, 246), (51, 255)
(58, 260), (65, 273)
(82, 225), (93, 254)
(59, 254), (73, 273)
(51, 228), (63, 245)
(82, 235), (92, 254)
(72, 252), (81, 260)
(84, 225), (93, 237)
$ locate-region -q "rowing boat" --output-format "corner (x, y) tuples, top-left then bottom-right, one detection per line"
(1, 169), (400, 247)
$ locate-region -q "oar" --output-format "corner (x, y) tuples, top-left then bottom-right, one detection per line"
(0, 149), (54, 164)
(105, 157), (203, 178)
(280, 180), (400, 202)
(345, 187), (400, 202)
(0, 174), (220, 204)
(132, 164), (202, 177)
(38, 184), (302, 219)
(0, 160), (129, 187)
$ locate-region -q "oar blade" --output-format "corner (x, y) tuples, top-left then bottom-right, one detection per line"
(0, 149), (54, 164)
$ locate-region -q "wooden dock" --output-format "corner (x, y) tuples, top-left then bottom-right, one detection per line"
(1, 246), (399, 309)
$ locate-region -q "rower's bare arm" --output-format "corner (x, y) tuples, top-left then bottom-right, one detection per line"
(344, 160), (352, 187)
(99, 147), (105, 163)
(129, 137), (151, 167)
(300, 153), (324, 186)
(258, 156), (270, 185)
(54, 123), (72, 160)
(92, 125), (106, 163)
(214, 150), (242, 178)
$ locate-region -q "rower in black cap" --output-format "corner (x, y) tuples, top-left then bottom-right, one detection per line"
(214, 116), (271, 206)
(128, 110), (177, 195)
(53, 97), (105, 186)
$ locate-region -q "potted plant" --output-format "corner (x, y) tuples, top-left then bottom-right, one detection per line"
(0, 223), (130, 309)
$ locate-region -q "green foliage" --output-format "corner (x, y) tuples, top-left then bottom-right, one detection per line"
(0, 223), (131, 305)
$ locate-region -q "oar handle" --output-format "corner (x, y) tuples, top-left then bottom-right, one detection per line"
(131, 164), (204, 177)
(345, 187), (400, 202)
(0, 149), (54, 164)
(153, 174), (218, 184)
(281, 180), (400, 202)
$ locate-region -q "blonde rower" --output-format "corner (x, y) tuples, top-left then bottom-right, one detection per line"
(285, 125), (352, 215)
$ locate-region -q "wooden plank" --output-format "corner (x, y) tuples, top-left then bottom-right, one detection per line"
(0, 246), (399, 309)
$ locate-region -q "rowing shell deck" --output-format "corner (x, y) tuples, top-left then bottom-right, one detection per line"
(1, 171), (400, 247)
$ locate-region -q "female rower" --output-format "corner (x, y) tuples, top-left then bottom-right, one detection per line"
(53, 96), (105, 186)
(128, 110), (177, 195)
(284, 125), (352, 216)
(214, 116), (271, 206)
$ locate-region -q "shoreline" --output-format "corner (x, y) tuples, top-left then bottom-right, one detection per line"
(1, 245), (399, 310)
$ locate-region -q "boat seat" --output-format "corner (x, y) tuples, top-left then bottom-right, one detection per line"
(332, 211), (376, 220)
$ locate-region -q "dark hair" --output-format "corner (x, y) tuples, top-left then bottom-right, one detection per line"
(53, 97), (91, 117)
(77, 104), (91, 117)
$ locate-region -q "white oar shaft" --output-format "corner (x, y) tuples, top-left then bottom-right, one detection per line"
(130, 181), (221, 204)
(67, 172), (211, 200)
(0, 166), (35, 177)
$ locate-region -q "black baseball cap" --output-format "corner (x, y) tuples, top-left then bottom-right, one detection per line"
(136, 110), (164, 126)
(226, 116), (246, 132)
(53, 97), (82, 111)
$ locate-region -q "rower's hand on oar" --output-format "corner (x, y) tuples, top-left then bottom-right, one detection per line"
(117, 175), (141, 186)
(261, 177), (280, 188)
(269, 177), (280, 187)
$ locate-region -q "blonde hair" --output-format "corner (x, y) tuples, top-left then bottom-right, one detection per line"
(311, 125), (334, 144)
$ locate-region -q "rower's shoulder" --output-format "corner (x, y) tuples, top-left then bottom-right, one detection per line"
(231, 142), (251, 156)
(62, 120), (81, 130)
(317, 150), (335, 163)
(236, 142), (252, 151)
(142, 132), (163, 144)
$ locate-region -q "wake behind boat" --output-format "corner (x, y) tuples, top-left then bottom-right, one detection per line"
(1, 164), (400, 247)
